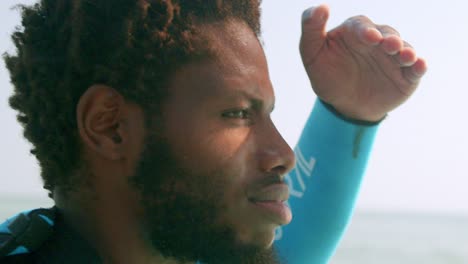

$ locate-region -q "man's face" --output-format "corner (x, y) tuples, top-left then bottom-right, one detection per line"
(131, 20), (295, 263)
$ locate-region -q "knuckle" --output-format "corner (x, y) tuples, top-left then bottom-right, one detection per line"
(378, 25), (400, 36)
(403, 41), (414, 48)
(344, 15), (375, 30)
(354, 15), (371, 21)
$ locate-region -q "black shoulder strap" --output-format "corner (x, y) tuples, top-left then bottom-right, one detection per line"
(0, 208), (56, 258)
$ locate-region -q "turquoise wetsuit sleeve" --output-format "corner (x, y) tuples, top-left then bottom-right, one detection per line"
(274, 99), (380, 264)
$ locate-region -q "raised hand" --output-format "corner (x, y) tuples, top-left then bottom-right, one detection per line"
(300, 5), (427, 122)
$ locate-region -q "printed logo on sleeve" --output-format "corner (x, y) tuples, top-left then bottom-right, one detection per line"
(275, 147), (316, 240)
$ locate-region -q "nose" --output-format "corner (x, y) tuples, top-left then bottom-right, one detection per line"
(257, 119), (296, 176)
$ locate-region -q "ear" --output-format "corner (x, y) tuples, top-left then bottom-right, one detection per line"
(77, 85), (127, 160)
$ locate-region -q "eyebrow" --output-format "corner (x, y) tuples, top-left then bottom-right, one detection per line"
(225, 89), (275, 114)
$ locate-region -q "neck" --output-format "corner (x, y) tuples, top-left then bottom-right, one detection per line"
(54, 187), (193, 264)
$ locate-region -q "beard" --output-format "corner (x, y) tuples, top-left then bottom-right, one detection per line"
(129, 132), (283, 264)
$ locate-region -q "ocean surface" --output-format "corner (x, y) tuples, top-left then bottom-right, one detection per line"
(1, 197), (467, 263)
(331, 211), (468, 264)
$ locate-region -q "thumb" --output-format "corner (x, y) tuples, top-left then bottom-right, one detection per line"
(300, 5), (330, 65)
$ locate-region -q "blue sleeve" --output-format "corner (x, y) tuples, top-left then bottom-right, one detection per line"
(274, 99), (379, 264)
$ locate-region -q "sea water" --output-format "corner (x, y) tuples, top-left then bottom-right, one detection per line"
(331, 211), (468, 264)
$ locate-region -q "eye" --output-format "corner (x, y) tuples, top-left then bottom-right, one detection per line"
(222, 109), (251, 119)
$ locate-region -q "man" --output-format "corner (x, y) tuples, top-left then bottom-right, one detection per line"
(0, 0), (426, 263)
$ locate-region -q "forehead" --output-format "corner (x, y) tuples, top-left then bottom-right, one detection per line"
(165, 20), (273, 107)
(196, 19), (264, 67)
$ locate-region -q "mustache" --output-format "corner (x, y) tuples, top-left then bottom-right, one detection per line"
(254, 173), (286, 188)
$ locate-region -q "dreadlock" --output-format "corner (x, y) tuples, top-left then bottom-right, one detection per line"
(4, 0), (261, 196)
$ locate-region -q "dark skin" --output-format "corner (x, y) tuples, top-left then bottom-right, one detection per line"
(56, 20), (295, 264)
(54, 5), (427, 264)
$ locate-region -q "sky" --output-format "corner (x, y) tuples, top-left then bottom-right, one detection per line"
(1, 0), (467, 215)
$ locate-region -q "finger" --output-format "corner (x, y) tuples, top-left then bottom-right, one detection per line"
(377, 25), (403, 54)
(301, 4), (330, 34)
(377, 25), (400, 37)
(402, 57), (428, 84)
(397, 42), (418, 66)
(344, 16), (383, 46)
(377, 25), (418, 67)
(382, 39), (417, 66)
(380, 35), (403, 55)
(300, 4), (330, 61)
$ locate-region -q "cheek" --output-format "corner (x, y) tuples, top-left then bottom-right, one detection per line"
(184, 129), (253, 210)
(204, 132), (250, 163)
(165, 119), (254, 199)
(172, 125), (252, 174)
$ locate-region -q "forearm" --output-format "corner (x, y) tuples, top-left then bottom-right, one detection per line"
(275, 99), (379, 264)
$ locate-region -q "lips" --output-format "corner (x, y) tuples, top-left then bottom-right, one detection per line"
(250, 200), (292, 224)
(248, 183), (290, 203)
(247, 183), (292, 224)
